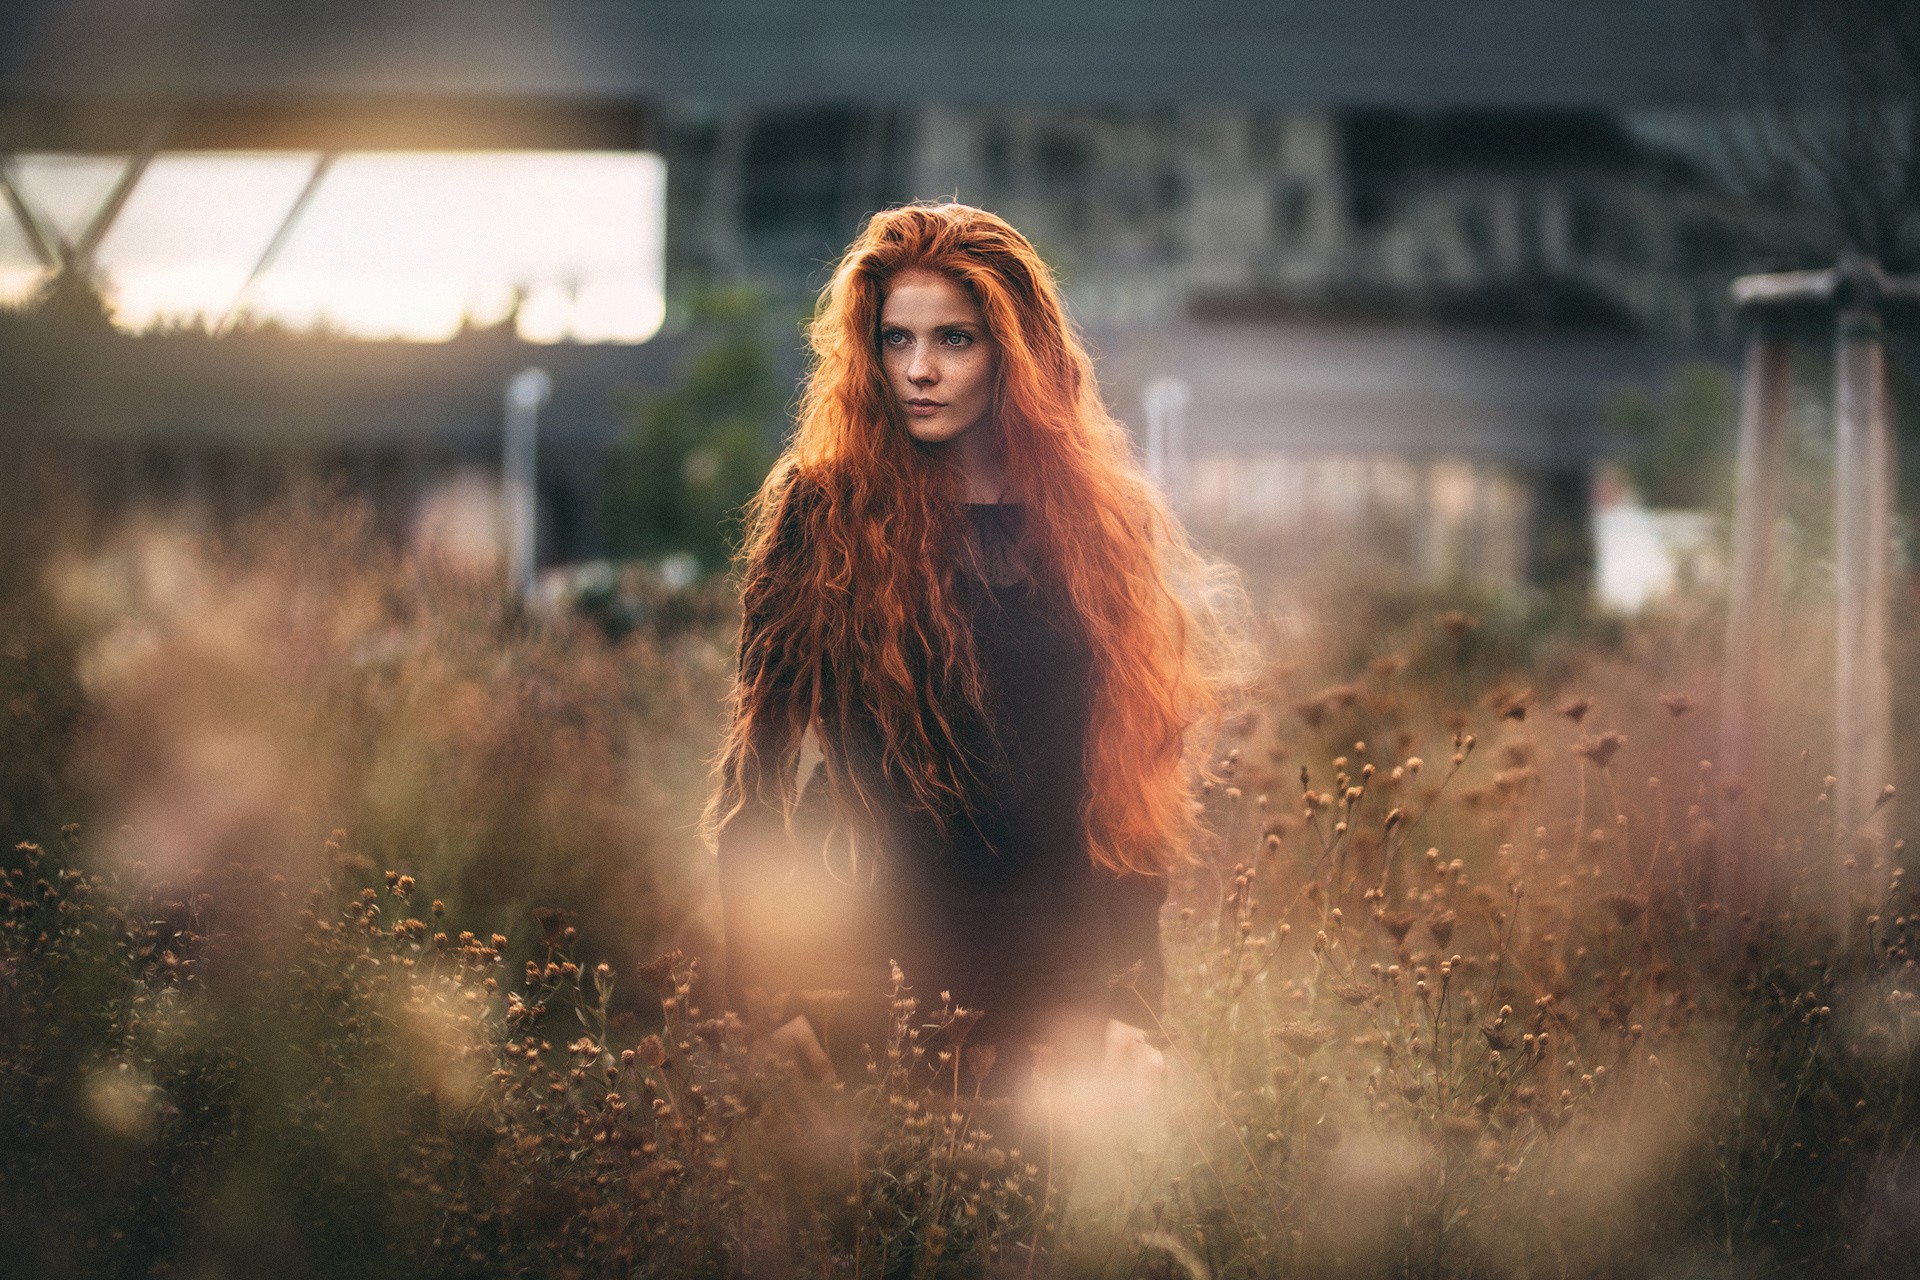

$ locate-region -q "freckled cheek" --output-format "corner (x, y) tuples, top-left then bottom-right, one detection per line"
(959, 357), (994, 404)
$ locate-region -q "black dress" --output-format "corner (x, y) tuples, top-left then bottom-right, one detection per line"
(716, 501), (1167, 1064)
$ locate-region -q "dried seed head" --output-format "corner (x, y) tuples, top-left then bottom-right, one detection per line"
(1271, 1020), (1335, 1057)
(1572, 732), (1627, 769)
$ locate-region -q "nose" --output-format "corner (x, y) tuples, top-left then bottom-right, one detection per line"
(906, 344), (937, 385)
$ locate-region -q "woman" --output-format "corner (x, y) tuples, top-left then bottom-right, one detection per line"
(709, 203), (1237, 1093)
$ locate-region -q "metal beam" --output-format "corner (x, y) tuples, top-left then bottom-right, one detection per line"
(218, 151), (336, 333)
(0, 152), (60, 269)
(67, 115), (171, 271)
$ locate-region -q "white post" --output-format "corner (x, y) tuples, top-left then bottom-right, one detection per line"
(1833, 300), (1892, 839)
(1144, 375), (1191, 504)
(1725, 260), (1915, 927)
(1718, 329), (1791, 913)
(504, 367), (552, 602)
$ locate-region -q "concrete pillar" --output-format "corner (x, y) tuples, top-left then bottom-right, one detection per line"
(1718, 328), (1791, 913)
(1833, 302), (1893, 840)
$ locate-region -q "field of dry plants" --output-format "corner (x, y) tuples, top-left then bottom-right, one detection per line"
(3, 491), (1918, 1279)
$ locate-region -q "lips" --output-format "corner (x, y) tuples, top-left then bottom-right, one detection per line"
(905, 398), (945, 416)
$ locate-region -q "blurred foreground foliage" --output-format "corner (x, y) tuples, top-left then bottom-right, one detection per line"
(2, 496), (1919, 1277)
(20, 487), (733, 1009)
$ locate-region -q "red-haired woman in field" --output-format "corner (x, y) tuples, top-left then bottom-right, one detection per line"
(710, 202), (1238, 1093)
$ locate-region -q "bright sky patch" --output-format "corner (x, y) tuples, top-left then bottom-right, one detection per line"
(2, 150), (666, 343)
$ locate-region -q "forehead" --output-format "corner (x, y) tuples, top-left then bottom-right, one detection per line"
(879, 269), (984, 326)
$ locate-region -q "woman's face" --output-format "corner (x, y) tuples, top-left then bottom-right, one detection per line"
(878, 269), (997, 451)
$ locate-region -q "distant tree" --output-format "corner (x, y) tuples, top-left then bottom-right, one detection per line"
(1609, 362), (1740, 510)
(12, 266), (116, 333)
(602, 289), (781, 573)
(1717, 0), (1920, 270)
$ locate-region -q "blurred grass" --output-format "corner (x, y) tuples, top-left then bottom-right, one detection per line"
(2, 484), (1917, 1278)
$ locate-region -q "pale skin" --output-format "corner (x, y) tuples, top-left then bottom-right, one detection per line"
(764, 268), (1166, 1090)
(879, 268), (1007, 503)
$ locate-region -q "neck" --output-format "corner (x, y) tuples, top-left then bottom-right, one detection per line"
(942, 427), (1008, 504)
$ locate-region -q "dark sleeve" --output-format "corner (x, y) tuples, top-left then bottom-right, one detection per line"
(1098, 869), (1169, 1032)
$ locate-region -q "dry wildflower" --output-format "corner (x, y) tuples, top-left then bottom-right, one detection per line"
(1436, 610), (1480, 639)
(1440, 1112), (1484, 1146)
(1426, 910), (1457, 947)
(965, 1043), (998, 1088)
(1600, 892), (1647, 926)
(1657, 692), (1694, 717)
(1294, 683), (1362, 727)
(1271, 1020), (1335, 1058)
(1486, 686), (1532, 720)
(1492, 767), (1538, 800)
(635, 1035), (667, 1068)
(1572, 731), (1627, 769)
(532, 907), (576, 945)
(1377, 910), (1416, 944)
(1557, 696), (1593, 723)
(1331, 980), (1374, 1008)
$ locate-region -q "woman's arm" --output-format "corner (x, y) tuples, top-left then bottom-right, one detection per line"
(715, 792), (797, 1016)
(1098, 868), (1169, 1033)
(1096, 870), (1170, 1088)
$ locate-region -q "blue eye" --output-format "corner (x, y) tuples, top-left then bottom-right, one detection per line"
(943, 331), (972, 346)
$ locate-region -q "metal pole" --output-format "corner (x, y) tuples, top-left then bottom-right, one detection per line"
(220, 152), (338, 334)
(503, 367), (552, 602)
(0, 155), (60, 270)
(1718, 326), (1791, 912)
(1144, 375), (1190, 502)
(1834, 297), (1893, 839)
(68, 116), (173, 272)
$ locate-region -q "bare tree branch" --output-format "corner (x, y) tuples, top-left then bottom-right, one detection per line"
(1715, 0), (1919, 270)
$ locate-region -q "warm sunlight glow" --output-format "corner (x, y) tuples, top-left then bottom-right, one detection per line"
(1, 150), (666, 343)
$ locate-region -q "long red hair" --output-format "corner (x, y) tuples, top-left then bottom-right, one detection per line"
(709, 202), (1240, 876)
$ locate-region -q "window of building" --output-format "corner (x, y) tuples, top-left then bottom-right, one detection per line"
(1273, 178), (1313, 246)
(0, 149), (666, 342)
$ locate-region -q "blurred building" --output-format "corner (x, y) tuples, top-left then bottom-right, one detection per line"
(676, 104), (1750, 342)
(1, 0), (1749, 588)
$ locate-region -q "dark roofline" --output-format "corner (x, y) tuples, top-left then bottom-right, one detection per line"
(0, 94), (656, 153)
(2, 1), (1730, 112)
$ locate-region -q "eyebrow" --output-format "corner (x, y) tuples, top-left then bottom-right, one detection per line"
(878, 321), (984, 340)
